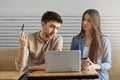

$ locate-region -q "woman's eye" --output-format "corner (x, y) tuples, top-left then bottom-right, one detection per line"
(87, 19), (91, 22)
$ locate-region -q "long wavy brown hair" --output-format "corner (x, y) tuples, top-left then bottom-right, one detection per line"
(79, 9), (104, 63)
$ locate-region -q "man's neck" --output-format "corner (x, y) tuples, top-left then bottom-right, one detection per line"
(39, 31), (49, 42)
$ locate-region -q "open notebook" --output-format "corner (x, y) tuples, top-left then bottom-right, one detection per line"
(45, 50), (81, 72)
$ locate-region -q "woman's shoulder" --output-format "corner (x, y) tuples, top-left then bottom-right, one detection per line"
(102, 35), (110, 41)
(102, 35), (110, 44)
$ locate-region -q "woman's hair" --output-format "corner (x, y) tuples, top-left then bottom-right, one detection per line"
(79, 9), (104, 63)
(41, 11), (63, 24)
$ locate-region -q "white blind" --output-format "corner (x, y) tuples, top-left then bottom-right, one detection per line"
(0, 16), (120, 48)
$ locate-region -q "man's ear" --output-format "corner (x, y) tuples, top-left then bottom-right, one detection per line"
(41, 21), (46, 27)
(41, 21), (45, 28)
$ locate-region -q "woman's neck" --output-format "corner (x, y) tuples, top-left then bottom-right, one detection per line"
(85, 31), (91, 39)
(85, 31), (92, 47)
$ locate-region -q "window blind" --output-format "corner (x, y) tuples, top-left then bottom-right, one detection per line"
(0, 16), (120, 48)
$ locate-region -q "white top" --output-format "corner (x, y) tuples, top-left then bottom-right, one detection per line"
(83, 47), (90, 58)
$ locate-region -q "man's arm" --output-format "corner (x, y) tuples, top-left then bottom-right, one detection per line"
(54, 35), (63, 51)
(28, 64), (45, 70)
(15, 31), (29, 71)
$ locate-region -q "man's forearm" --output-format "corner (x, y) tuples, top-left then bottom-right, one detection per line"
(28, 64), (45, 70)
(17, 47), (26, 65)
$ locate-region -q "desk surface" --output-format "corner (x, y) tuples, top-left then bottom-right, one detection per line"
(28, 69), (98, 80)
(0, 71), (24, 80)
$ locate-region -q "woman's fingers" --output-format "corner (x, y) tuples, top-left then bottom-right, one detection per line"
(81, 59), (94, 71)
(88, 60), (93, 65)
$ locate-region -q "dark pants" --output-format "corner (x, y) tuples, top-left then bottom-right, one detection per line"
(19, 74), (28, 80)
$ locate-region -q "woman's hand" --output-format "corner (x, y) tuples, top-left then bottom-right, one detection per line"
(81, 58), (101, 71)
(87, 63), (101, 70)
(81, 58), (93, 71)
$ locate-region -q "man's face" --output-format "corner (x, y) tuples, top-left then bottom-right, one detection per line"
(41, 20), (61, 39)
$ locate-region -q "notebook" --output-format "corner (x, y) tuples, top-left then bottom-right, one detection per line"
(45, 50), (81, 72)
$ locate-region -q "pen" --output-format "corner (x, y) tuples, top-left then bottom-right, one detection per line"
(21, 24), (24, 32)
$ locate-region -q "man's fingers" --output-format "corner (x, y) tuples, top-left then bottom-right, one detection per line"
(19, 31), (27, 42)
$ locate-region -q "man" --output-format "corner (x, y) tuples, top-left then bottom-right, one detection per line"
(15, 11), (63, 73)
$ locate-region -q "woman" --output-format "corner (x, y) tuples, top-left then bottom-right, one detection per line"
(71, 9), (111, 80)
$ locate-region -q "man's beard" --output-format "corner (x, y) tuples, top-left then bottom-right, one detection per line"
(44, 32), (54, 39)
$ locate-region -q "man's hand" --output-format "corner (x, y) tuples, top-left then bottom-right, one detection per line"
(19, 31), (27, 48)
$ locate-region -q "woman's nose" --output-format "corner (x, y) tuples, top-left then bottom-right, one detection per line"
(84, 20), (87, 25)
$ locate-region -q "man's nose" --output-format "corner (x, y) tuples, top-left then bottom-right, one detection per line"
(53, 28), (57, 33)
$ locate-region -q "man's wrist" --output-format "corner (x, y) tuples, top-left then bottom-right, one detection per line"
(20, 46), (25, 49)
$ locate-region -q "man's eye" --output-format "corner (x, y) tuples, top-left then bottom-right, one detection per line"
(50, 26), (54, 28)
(56, 27), (59, 30)
(50, 25), (59, 30)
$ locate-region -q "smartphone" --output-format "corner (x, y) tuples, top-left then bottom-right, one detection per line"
(21, 24), (24, 32)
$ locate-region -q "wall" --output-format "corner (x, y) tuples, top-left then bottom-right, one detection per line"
(0, 0), (120, 16)
(0, 0), (120, 48)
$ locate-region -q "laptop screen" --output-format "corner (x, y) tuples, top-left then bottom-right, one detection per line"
(45, 50), (81, 72)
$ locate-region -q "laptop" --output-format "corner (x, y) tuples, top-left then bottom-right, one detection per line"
(45, 50), (81, 72)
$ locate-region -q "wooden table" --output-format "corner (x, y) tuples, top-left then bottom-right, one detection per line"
(28, 69), (99, 80)
(0, 71), (24, 80)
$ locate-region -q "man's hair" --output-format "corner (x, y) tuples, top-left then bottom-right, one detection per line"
(41, 11), (63, 24)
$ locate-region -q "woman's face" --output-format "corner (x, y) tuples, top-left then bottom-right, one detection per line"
(82, 13), (93, 32)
